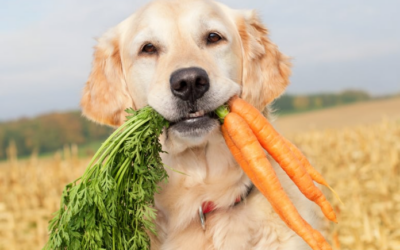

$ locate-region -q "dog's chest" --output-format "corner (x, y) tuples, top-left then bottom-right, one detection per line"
(155, 141), (251, 228)
(151, 148), (300, 249)
(153, 189), (301, 250)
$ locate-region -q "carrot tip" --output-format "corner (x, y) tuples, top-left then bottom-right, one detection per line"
(327, 185), (344, 207)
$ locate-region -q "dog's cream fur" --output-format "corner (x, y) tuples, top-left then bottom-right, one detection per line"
(81, 0), (320, 249)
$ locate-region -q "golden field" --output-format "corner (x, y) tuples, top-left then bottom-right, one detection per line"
(1, 98), (400, 250)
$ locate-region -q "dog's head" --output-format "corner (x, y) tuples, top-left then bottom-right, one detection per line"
(81, 0), (291, 148)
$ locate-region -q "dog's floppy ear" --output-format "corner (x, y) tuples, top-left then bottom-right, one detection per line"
(81, 27), (134, 127)
(237, 11), (291, 110)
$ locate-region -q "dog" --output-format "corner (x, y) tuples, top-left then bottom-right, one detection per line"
(81, 0), (321, 249)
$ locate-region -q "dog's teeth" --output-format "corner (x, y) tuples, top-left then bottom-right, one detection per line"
(187, 110), (205, 118)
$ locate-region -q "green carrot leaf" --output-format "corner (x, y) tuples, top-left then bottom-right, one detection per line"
(44, 106), (169, 250)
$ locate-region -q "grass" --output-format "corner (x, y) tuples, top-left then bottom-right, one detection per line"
(0, 140), (104, 163)
(273, 95), (400, 117)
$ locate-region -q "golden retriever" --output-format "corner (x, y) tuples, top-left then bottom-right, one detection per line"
(81, 0), (321, 249)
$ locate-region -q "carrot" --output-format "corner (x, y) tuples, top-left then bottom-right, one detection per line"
(221, 126), (256, 181)
(222, 124), (333, 250)
(228, 96), (337, 223)
(223, 125), (333, 250)
(222, 113), (320, 250)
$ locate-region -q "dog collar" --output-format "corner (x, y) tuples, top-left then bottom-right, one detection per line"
(198, 184), (254, 230)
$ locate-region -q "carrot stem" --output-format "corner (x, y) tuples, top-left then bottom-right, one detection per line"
(215, 105), (230, 123)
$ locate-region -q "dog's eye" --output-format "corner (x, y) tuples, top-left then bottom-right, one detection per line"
(207, 33), (222, 44)
(142, 43), (157, 54)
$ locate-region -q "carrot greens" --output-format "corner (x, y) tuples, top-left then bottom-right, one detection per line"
(44, 106), (169, 250)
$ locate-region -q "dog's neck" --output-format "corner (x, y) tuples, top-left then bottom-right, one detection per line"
(155, 129), (251, 231)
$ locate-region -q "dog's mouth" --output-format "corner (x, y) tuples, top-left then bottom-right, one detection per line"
(169, 109), (219, 137)
(170, 110), (218, 124)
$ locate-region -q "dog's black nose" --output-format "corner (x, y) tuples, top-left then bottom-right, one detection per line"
(170, 67), (210, 102)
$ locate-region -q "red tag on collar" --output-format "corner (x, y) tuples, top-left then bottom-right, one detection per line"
(201, 195), (242, 215)
(201, 201), (216, 214)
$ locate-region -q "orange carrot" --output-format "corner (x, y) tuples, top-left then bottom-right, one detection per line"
(222, 125), (333, 250)
(222, 113), (320, 250)
(221, 126), (256, 180)
(228, 96), (337, 223)
(224, 126), (333, 250)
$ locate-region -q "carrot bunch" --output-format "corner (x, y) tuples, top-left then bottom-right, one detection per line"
(216, 96), (337, 250)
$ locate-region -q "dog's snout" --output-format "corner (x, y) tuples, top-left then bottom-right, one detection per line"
(170, 67), (210, 102)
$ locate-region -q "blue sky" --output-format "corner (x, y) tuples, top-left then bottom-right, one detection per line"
(0, 0), (399, 121)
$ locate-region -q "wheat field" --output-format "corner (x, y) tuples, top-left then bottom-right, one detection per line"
(292, 119), (400, 250)
(1, 104), (399, 249)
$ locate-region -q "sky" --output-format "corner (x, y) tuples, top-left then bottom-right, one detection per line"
(0, 0), (399, 121)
